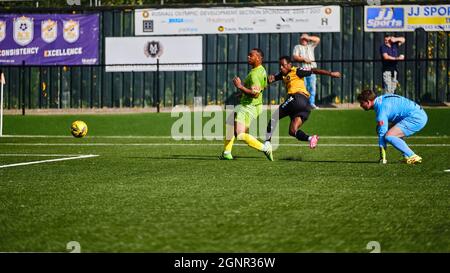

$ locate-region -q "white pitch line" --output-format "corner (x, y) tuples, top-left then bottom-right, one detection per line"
(0, 154), (98, 169)
(0, 153), (87, 157)
(1, 143), (449, 147)
(0, 135), (448, 139)
(445, 170), (450, 172)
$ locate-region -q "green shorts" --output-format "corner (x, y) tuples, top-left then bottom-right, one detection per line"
(235, 104), (262, 127)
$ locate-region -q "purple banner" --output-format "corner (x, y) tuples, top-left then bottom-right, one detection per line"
(0, 14), (99, 65)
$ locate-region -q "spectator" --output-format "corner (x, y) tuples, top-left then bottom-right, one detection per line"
(292, 33), (320, 109)
(380, 35), (405, 94)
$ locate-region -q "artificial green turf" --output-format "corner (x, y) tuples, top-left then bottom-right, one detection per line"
(0, 109), (449, 252)
(3, 108), (450, 137)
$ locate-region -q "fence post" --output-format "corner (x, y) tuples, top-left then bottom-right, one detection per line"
(21, 60), (25, 116)
(0, 69), (4, 137)
(156, 58), (160, 113)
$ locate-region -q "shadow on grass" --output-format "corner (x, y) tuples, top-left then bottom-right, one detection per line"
(127, 154), (261, 161)
(128, 155), (381, 163)
(280, 156), (378, 164)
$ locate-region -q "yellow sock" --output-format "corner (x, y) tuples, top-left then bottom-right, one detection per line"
(237, 133), (264, 151)
(223, 136), (235, 153)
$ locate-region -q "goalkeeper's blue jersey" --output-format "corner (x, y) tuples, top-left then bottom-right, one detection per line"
(374, 94), (424, 145)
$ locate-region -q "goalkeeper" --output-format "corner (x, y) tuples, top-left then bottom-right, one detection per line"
(357, 90), (428, 164)
(220, 48), (273, 161)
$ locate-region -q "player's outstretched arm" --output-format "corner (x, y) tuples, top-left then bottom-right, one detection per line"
(268, 74), (276, 84)
(268, 73), (282, 84)
(311, 68), (341, 78)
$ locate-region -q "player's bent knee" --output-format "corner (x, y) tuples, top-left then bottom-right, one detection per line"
(236, 133), (245, 140)
(385, 135), (396, 143)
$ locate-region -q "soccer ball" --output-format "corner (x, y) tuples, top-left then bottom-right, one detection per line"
(70, 120), (88, 138)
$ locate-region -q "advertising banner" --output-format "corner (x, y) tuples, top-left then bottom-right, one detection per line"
(105, 36), (202, 72)
(0, 14), (99, 65)
(365, 5), (450, 32)
(135, 6), (341, 35)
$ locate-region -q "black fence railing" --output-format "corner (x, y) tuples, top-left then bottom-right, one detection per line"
(2, 55), (449, 114)
(1, 5), (449, 110)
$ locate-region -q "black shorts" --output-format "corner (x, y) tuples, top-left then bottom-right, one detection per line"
(279, 93), (311, 122)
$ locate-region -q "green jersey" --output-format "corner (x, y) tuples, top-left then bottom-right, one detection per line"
(240, 65), (267, 106)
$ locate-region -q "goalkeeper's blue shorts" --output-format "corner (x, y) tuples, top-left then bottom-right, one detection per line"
(396, 109), (428, 137)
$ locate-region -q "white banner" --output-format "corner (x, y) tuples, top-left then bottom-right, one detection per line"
(105, 36), (203, 72)
(365, 5), (450, 32)
(135, 6), (341, 35)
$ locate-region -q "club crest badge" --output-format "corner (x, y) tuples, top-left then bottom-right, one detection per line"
(144, 41), (163, 58)
(13, 16), (34, 46)
(41, 19), (58, 43)
(63, 19), (79, 43)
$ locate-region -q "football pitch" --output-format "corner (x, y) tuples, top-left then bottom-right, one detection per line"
(0, 109), (449, 252)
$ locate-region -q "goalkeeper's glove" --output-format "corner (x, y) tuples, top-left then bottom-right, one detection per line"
(379, 146), (387, 164)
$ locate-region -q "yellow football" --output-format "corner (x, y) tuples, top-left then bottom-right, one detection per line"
(70, 120), (88, 138)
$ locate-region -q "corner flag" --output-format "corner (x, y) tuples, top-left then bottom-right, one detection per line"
(0, 71), (5, 136)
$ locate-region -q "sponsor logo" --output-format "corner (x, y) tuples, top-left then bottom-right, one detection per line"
(168, 18), (194, 23)
(0, 20), (5, 43)
(275, 23), (290, 30)
(178, 27), (198, 33)
(41, 19), (58, 43)
(63, 20), (80, 43)
(324, 7), (333, 15)
(207, 18), (235, 24)
(251, 18), (267, 25)
(218, 26), (224, 32)
(13, 16), (34, 46)
(143, 20), (154, 32)
(280, 17), (295, 23)
(144, 41), (163, 58)
(366, 7), (404, 29)
(377, 120), (384, 126)
(281, 96), (293, 109)
(82, 58), (98, 64)
(142, 10), (150, 19)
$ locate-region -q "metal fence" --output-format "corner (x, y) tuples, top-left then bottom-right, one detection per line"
(1, 5), (449, 110)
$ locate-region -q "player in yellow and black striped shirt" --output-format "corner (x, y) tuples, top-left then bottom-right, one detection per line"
(265, 56), (341, 149)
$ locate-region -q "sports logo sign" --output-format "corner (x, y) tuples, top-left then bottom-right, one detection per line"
(0, 20), (5, 43)
(41, 19), (57, 43)
(63, 20), (79, 43)
(365, 7), (405, 31)
(106, 36), (202, 72)
(144, 41), (163, 58)
(0, 14), (99, 65)
(13, 16), (34, 46)
(135, 6), (341, 35)
(365, 5), (450, 32)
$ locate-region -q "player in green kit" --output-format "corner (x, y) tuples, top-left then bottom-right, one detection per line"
(220, 48), (273, 161)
